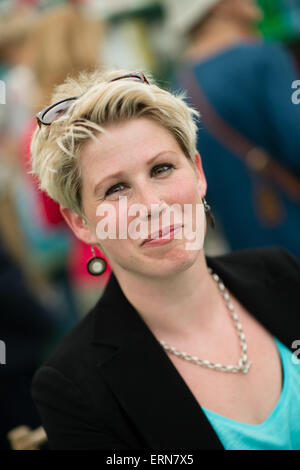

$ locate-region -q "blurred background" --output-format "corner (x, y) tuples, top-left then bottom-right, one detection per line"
(0, 0), (299, 449)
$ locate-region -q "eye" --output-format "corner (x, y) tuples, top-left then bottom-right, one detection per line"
(105, 183), (127, 198)
(104, 163), (176, 199)
(152, 163), (175, 176)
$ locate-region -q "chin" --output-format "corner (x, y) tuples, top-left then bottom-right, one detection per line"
(138, 248), (199, 279)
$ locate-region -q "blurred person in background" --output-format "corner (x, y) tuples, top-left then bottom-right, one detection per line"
(0, 6), (77, 342)
(0, 10), (36, 165)
(0, 9), (41, 282)
(166, 0), (300, 260)
(30, 0), (104, 109)
(17, 0), (110, 324)
(0, 1), (107, 448)
(0, 7), (66, 449)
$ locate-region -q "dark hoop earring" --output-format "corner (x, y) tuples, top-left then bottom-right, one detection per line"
(87, 246), (107, 276)
(202, 196), (215, 229)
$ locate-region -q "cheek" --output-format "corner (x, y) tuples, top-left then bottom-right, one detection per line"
(95, 200), (139, 245)
(169, 172), (200, 204)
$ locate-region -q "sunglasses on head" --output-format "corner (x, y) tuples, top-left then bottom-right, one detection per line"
(36, 72), (150, 128)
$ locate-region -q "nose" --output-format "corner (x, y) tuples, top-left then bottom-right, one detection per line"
(132, 184), (166, 222)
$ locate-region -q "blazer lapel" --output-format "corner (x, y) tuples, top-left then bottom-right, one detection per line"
(92, 250), (300, 449)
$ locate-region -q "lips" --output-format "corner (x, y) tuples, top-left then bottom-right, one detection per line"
(141, 224), (183, 246)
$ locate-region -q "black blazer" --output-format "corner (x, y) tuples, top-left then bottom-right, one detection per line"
(31, 246), (300, 450)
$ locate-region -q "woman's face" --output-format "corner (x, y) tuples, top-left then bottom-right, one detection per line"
(63, 118), (207, 279)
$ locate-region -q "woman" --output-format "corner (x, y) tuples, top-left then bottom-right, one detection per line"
(30, 69), (300, 450)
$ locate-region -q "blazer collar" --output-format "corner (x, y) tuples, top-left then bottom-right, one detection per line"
(91, 251), (299, 449)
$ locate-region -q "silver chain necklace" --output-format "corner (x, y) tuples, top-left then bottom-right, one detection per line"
(159, 268), (252, 374)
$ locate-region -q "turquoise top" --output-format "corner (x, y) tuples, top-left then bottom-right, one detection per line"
(202, 337), (300, 450)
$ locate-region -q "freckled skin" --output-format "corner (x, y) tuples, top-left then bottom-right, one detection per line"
(62, 118), (207, 280)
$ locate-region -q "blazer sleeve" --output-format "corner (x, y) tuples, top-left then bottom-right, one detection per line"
(31, 365), (130, 450)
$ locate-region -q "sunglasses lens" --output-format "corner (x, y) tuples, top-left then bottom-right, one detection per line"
(42, 98), (77, 124)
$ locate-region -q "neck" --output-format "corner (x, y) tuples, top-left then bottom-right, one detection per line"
(185, 17), (260, 61)
(110, 249), (227, 342)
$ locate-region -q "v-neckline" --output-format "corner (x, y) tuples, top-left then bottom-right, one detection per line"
(201, 337), (288, 428)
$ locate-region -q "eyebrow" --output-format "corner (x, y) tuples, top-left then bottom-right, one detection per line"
(93, 151), (177, 196)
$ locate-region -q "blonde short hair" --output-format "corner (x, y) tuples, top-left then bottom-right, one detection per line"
(30, 68), (200, 217)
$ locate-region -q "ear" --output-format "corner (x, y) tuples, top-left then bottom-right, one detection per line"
(59, 206), (98, 246)
(194, 151), (207, 197)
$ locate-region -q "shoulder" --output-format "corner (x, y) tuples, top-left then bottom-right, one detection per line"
(32, 303), (99, 390)
(185, 42), (292, 91)
(235, 41), (290, 61)
(30, 298), (130, 449)
(208, 246), (300, 279)
(242, 246), (299, 274)
(30, 297), (117, 427)
(220, 41), (294, 72)
(251, 41), (298, 74)
(32, 273), (122, 392)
